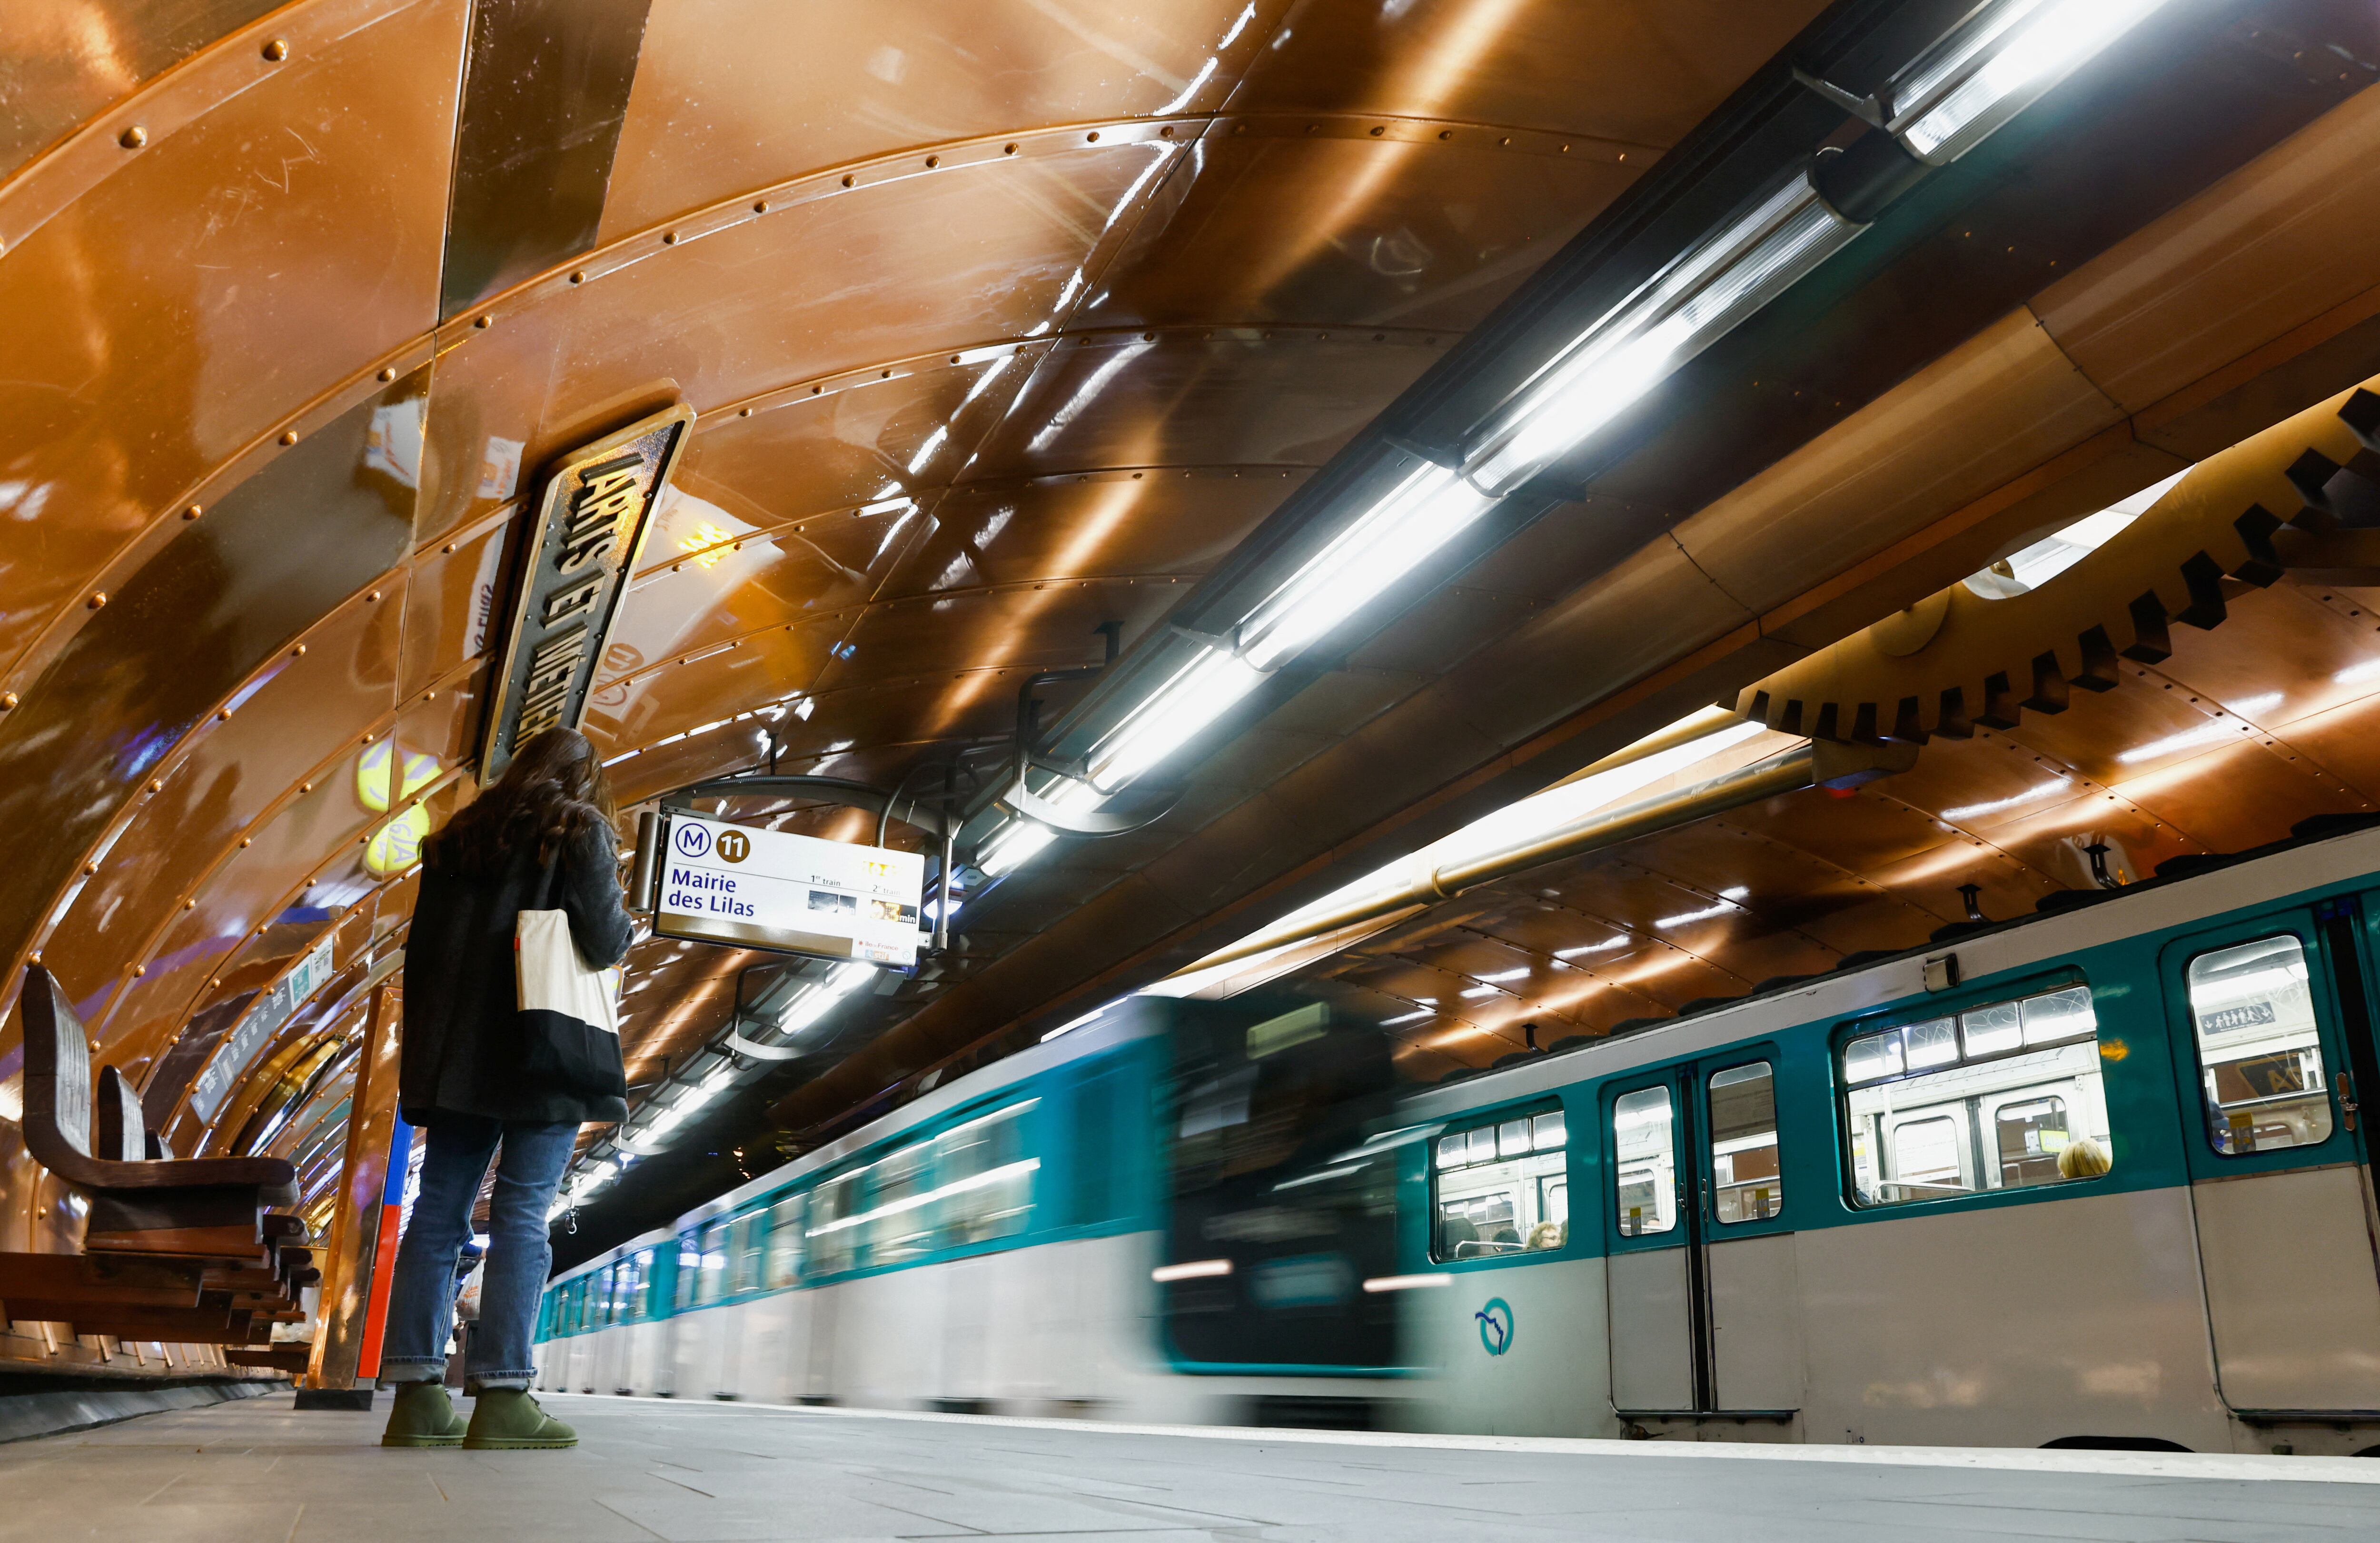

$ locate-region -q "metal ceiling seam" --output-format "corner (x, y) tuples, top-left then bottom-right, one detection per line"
(0, 0), (432, 252)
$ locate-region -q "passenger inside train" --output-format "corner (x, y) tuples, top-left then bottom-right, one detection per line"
(7, 1), (2380, 1536)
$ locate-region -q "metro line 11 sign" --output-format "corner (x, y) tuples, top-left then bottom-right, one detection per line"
(654, 813), (926, 968)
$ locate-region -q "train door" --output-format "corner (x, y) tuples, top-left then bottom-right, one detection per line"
(1604, 1054), (1800, 1419)
(2164, 901), (2380, 1416)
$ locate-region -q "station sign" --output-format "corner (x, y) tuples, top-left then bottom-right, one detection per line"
(653, 814), (925, 968)
(188, 935), (336, 1123)
(479, 404), (693, 780)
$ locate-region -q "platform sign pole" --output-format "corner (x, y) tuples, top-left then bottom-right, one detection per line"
(302, 979), (406, 1408)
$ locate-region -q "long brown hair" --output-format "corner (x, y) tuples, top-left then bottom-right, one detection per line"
(424, 727), (617, 876)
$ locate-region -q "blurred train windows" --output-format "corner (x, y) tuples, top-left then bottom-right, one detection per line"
(809, 1171), (860, 1275)
(867, 1142), (936, 1266)
(728, 1208), (766, 1294)
(764, 1192), (804, 1288)
(1431, 1102), (1568, 1261)
(1613, 1086), (1677, 1237)
(695, 1217), (730, 1304)
(2186, 935), (2333, 1155)
(1842, 980), (2112, 1207)
(1708, 1062), (1782, 1224)
(674, 1233), (700, 1311)
(631, 1248), (655, 1319)
(935, 1101), (1035, 1247)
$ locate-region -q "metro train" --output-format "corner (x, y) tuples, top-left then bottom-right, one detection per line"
(535, 815), (2380, 1455)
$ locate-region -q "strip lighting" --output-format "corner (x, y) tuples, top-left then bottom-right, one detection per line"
(1362, 1274), (1452, 1294)
(974, 0), (2174, 881)
(1151, 1258), (1232, 1283)
(803, 1157), (1040, 1238)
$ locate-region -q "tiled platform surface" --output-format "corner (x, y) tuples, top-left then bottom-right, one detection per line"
(6, 1391), (2380, 1542)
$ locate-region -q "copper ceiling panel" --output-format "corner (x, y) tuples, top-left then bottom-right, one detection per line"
(411, 137), (1178, 549)
(397, 509), (516, 699)
(600, 0), (1273, 241)
(0, 0), (464, 672)
(961, 333), (1450, 479)
(34, 592), (400, 1037)
(2259, 692), (2380, 800)
(1078, 124), (1633, 332)
(95, 757), (379, 1085)
(1234, 0), (1830, 149)
(652, 356), (1040, 571)
(816, 580), (1168, 698)
(2158, 586), (2380, 736)
(882, 473), (1295, 598)
(583, 623), (838, 754)
(2112, 736), (2371, 855)
(0, 0), (288, 177)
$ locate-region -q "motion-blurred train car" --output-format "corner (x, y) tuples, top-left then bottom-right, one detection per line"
(537, 818), (2380, 1454)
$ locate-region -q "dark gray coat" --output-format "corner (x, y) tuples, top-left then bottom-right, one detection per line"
(399, 821), (635, 1126)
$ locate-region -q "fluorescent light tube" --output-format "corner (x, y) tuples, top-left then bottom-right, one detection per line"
(1237, 463), (1499, 669)
(1084, 647), (1267, 791)
(1894, 0), (2176, 165)
(1465, 176), (1861, 496)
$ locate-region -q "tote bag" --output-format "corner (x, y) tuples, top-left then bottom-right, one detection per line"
(515, 900), (627, 1101)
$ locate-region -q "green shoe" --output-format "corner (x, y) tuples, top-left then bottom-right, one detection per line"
(461, 1388), (577, 1450)
(380, 1382), (466, 1448)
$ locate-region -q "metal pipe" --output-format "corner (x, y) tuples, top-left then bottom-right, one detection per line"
(1172, 746), (1823, 978)
(1540, 706), (1745, 791)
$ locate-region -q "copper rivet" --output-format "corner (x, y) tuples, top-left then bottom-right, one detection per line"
(84, 863), (98, 875)
(241, 838), (251, 847)
(149, 779), (163, 793)
(739, 407), (751, 418)
(184, 504), (203, 520)
(753, 200), (768, 213)
(368, 589), (381, 601)
(841, 174), (856, 187)
(1160, 126), (1174, 138)
(133, 965), (144, 977)
(0, 693), (16, 709)
(443, 542), (456, 553)
(881, 369), (892, 378)
(302, 782), (313, 792)
(262, 38), (288, 61)
(810, 385), (822, 395)
(185, 900), (196, 909)
(362, 733), (373, 743)
(662, 231), (676, 244)
(426, 690), (436, 700)
(87, 592), (107, 609)
(1500, 136), (1511, 147)
(1003, 143), (1017, 155)
(218, 707), (231, 720)
(294, 645), (306, 656)
(1438, 130), (1453, 141)
(569, 271), (585, 284)
(119, 125), (147, 149)
(474, 315), (491, 329)
(924, 155), (939, 168)
(280, 431), (298, 445)
(377, 368), (395, 382)
(1086, 130), (1100, 142)
(1369, 125), (1385, 136)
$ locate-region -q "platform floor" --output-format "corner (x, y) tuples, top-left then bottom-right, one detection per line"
(6, 1391), (2380, 1542)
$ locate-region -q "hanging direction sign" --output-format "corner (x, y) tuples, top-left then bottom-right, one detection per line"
(480, 404), (693, 779)
(654, 814), (925, 967)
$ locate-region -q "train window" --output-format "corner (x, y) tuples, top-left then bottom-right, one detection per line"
(1708, 1062), (1782, 1224)
(866, 1143), (936, 1266)
(2185, 936), (2333, 1155)
(764, 1192), (804, 1289)
(694, 1217), (729, 1304)
(808, 1171), (861, 1275)
(674, 1233), (700, 1311)
(1432, 1103), (1567, 1261)
(934, 1101), (1034, 1248)
(729, 1209), (765, 1294)
(1613, 1086), (1678, 1237)
(1841, 981), (2112, 1207)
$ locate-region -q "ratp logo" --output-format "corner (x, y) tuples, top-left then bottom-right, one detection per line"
(674, 822), (711, 858)
(1475, 1297), (1513, 1357)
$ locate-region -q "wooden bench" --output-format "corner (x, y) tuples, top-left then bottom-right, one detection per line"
(18, 964), (299, 1259)
(2, 964), (315, 1349)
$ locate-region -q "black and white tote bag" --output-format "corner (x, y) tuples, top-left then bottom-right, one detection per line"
(514, 901), (627, 1100)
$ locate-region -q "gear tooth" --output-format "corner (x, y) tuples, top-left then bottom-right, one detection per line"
(2123, 591), (2172, 661)
(1850, 701), (1882, 743)
(1891, 696), (1930, 745)
(1812, 701), (1844, 742)
(1776, 698), (1805, 737)
(1978, 671), (2020, 730)
(2174, 551), (2228, 629)
(2023, 650), (2070, 715)
(1936, 687), (1974, 739)
(2231, 505), (2285, 587)
(2074, 626), (2122, 692)
(2287, 448), (2342, 509)
(2341, 388), (2380, 449)
(1741, 687), (1772, 725)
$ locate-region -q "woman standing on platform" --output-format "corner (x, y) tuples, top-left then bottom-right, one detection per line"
(378, 727), (634, 1450)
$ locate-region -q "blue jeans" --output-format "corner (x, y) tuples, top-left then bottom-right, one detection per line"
(378, 1116), (576, 1392)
